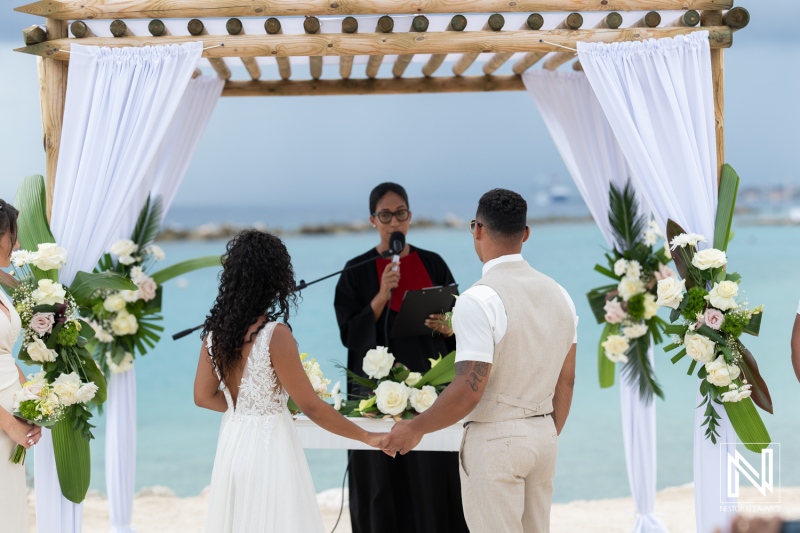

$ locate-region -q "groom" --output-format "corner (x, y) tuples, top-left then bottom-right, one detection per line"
(381, 188), (578, 533)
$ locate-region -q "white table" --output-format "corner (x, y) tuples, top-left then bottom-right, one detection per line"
(294, 415), (464, 451)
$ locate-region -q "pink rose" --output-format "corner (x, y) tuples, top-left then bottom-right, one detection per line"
(703, 308), (725, 330)
(136, 277), (158, 302)
(604, 299), (627, 324)
(655, 263), (677, 281)
(29, 312), (55, 336)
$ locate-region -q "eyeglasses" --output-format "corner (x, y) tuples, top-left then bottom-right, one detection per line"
(469, 220), (483, 234)
(372, 209), (410, 224)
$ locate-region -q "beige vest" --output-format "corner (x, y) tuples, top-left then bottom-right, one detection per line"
(464, 261), (574, 423)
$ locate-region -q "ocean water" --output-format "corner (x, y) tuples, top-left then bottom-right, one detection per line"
(24, 223), (800, 503)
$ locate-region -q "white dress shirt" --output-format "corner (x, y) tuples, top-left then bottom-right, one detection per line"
(452, 254), (578, 365)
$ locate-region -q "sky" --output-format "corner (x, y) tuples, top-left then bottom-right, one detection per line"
(1, 3), (798, 218)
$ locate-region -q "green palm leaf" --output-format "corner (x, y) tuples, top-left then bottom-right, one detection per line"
(151, 256), (222, 285)
(131, 195), (164, 250)
(52, 418), (90, 503)
(69, 271), (136, 306)
(14, 174), (57, 282)
(608, 181), (648, 253)
(620, 335), (665, 403)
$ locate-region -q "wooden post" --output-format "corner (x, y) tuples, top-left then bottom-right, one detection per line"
(339, 17), (358, 79)
(452, 14), (504, 76)
(723, 7), (750, 31)
(188, 19), (232, 80)
(421, 15), (467, 77)
(513, 12), (582, 74)
(110, 19), (132, 38)
(366, 16), (394, 79)
(227, 18), (261, 80)
(149, 19), (168, 36)
(702, 10), (724, 184)
(304, 16), (323, 80)
(70, 20), (95, 38)
(544, 12), (617, 70)
(572, 61), (583, 71)
(667, 10), (700, 27)
(392, 16), (428, 78)
(631, 11), (661, 28)
(265, 18), (291, 80)
(23, 25), (47, 45)
(483, 14), (542, 75)
(41, 18), (68, 222)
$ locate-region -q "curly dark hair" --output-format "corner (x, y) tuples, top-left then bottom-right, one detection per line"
(0, 198), (19, 244)
(201, 230), (298, 382)
(476, 188), (527, 242)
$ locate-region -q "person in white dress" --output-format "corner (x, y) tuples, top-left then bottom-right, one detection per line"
(0, 199), (42, 533)
(194, 229), (387, 532)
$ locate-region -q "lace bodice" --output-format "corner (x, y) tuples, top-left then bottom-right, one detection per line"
(208, 322), (289, 418)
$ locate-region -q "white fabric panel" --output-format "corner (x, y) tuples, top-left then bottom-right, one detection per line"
(294, 416), (462, 451)
(578, 32), (735, 533)
(523, 69), (666, 533)
(38, 42), (201, 533)
(104, 75), (223, 533)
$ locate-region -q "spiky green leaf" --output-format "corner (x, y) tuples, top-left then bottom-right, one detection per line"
(151, 256), (222, 285)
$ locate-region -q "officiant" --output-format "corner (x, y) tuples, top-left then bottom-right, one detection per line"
(334, 182), (468, 533)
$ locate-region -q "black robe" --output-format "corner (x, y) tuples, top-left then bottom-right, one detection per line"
(334, 245), (469, 533)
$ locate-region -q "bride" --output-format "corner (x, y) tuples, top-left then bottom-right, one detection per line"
(194, 229), (386, 532)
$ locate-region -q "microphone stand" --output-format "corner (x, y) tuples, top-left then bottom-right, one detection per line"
(171, 250), (394, 341)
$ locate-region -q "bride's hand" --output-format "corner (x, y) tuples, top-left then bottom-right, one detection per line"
(6, 418), (39, 448)
(364, 432), (395, 457)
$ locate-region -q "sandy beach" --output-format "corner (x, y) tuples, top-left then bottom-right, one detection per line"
(26, 485), (800, 533)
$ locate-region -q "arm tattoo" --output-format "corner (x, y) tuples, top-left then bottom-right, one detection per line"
(466, 372), (482, 392)
(473, 362), (489, 377)
(456, 361), (490, 392)
(455, 361), (472, 376)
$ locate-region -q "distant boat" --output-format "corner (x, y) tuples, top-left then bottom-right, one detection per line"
(548, 185), (571, 203)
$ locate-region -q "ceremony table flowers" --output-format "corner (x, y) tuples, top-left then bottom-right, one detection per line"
(656, 166), (772, 453)
(338, 346), (455, 420)
(587, 182), (673, 402)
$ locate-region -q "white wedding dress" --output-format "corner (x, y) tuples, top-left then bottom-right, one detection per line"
(205, 322), (325, 532)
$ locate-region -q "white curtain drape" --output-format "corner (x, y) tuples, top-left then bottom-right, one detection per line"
(105, 75), (224, 533)
(523, 69), (667, 533)
(578, 32), (734, 533)
(37, 42), (202, 533)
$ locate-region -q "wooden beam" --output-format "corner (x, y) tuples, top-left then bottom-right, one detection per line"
(15, 0), (736, 20)
(631, 11), (661, 28)
(227, 18), (261, 80)
(667, 10), (700, 27)
(41, 18), (68, 222)
(110, 19), (132, 38)
(544, 12), (618, 71)
(148, 19), (167, 36)
(366, 16), (394, 79)
(572, 61), (583, 71)
(23, 24), (47, 45)
(703, 10), (724, 185)
(16, 27), (734, 61)
(483, 14), (542, 76)
(339, 17), (358, 79)
(187, 19), (231, 80)
(222, 75), (525, 97)
(70, 20), (95, 38)
(304, 16), (323, 80)
(512, 12), (582, 75)
(265, 18), (291, 80)
(421, 15), (466, 77)
(723, 7), (750, 31)
(452, 14), (505, 76)
(392, 15), (428, 78)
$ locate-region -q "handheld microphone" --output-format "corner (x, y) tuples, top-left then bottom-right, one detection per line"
(389, 231), (405, 271)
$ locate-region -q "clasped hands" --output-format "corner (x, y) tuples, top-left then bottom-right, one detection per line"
(366, 420), (424, 457)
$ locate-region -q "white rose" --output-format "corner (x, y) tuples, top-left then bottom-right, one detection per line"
(705, 356), (740, 388)
(104, 293), (127, 313)
(706, 281), (739, 311)
(76, 382), (99, 403)
(684, 333), (716, 363)
(106, 351), (134, 374)
(120, 290), (140, 303)
(622, 323), (649, 339)
(146, 245), (166, 261)
(29, 243), (68, 271)
(613, 259), (629, 277)
(374, 381), (410, 416)
(601, 334), (629, 363)
(26, 337), (58, 363)
(135, 276), (158, 302)
(31, 279), (67, 306)
(405, 372), (423, 387)
(656, 277), (686, 309)
(52, 372), (82, 406)
(110, 239), (138, 259)
(363, 346), (395, 380)
(118, 255), (137, 266)
(11, 250), (31, 267)
(111, 311), (139, 336)
(409, 385), (438, 413)
(643, 293), (658, 320)
(617, 277), (645, 301)
(129, 266), (146, 283)
(625, 260), (642, 280)
(691, 249), (728, 270)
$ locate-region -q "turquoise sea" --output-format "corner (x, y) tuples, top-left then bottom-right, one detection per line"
(23, 223), (800, 503)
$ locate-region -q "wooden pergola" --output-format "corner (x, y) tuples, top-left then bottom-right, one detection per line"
(14, 0), (749, 216)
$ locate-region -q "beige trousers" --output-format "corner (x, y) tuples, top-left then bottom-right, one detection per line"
(459, 416), (558, 533)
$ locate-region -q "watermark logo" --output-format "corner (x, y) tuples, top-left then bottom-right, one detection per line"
(720, 443), (781, 511)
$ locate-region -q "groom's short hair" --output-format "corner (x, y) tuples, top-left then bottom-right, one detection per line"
(476, 189), (527, 242)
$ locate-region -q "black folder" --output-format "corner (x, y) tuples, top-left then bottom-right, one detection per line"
(390, 284), (459, 339)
